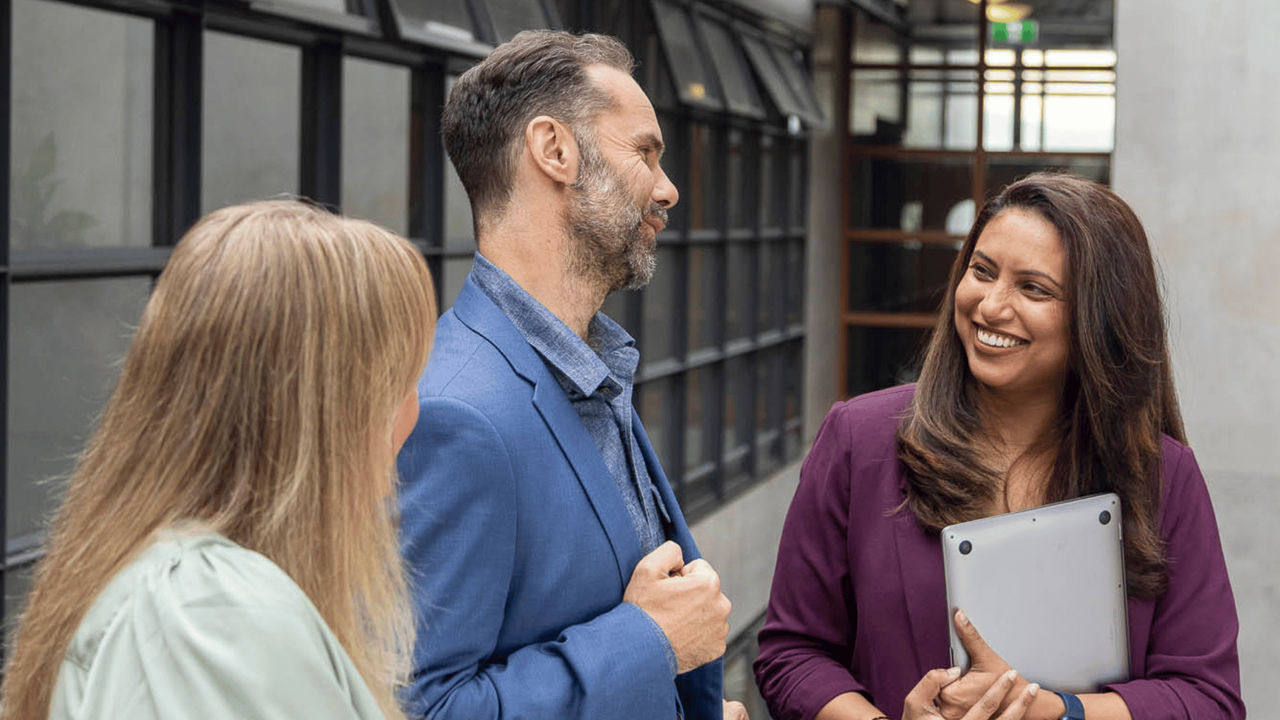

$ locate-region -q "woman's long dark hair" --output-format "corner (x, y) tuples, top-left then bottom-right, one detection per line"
(897, 172), (1184, 598)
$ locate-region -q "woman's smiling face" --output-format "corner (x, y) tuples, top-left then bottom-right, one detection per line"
(953, 207), (1071, 399)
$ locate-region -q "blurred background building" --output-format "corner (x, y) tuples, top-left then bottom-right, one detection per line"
(1, 0), (1271, 716)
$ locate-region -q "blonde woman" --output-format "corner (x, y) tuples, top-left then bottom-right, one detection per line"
(1, 200), (436, 720)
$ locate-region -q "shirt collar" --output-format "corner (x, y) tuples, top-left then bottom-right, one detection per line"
(470, 253), (637, 399)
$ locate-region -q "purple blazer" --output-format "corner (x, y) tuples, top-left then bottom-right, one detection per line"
(754, 385), (1243, 720)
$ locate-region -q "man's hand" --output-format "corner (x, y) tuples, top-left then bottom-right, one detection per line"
(722, 699), (749, 720)
(938, 610), (1023, 720)
(623, 541), (731, 674)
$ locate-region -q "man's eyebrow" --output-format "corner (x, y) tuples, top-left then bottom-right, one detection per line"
(637, 132), (665, 156)
(973, 250), (1064, 290)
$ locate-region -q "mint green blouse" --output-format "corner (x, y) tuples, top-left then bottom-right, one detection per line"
(49, 531), (388, 720)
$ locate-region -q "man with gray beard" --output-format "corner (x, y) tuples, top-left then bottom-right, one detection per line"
(396, 30), (748, 720)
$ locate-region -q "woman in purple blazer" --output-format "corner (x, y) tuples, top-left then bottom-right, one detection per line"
(755, 174), (1243, 720)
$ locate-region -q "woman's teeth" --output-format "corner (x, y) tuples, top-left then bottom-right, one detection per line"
(977, 329), (1026, 348)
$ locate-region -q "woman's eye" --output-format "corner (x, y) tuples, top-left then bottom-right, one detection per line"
(970, 263), (993, 279)
(1023, 283), (1050, 297)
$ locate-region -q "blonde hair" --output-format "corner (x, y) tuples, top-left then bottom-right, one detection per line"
(1, 200), (435, 720)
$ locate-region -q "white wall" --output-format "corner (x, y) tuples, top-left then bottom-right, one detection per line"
(1113, 2), (1280, 714)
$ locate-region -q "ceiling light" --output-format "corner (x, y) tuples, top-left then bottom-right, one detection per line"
(988, 3), (1031, 22)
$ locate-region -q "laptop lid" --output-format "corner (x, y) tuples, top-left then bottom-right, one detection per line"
(941, 492), (1130, 693)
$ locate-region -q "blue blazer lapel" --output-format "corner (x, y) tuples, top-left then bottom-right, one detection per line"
(452, 277), (643, 587)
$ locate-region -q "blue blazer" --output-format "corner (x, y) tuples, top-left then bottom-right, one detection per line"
(397, 277), (724, 720)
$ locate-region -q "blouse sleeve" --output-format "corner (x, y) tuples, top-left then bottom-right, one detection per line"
(70, 547), (383, 720)
(1104, 445), (1245, 720)
(754, 404), (866, 720)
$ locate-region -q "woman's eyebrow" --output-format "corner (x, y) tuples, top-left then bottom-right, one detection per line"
(973, 250), (1064, 290)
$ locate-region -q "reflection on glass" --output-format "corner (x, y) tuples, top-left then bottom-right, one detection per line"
(851, 69), (978, 150)
(697, 14), (764, 116)
(283, 0), (347, 13)
(684, 367), (709, 470)
(651, 0), (721, 108)
(485, 0), (549, 42)
(639, 379), (671, 474)
(8, 278), (151, 542)
(726, 242), (755, 341)
(689, 124), (720, 230)
(202, 32), (300, 212)
(760, 135), (785, 229)
(755, 348), (781, 474)
(641, 247), (678, 363)
(742, 34), (805, 118)
(342, 57), (409, 234)
(845, 326), (931, 398)
(10, 0), (152, 249)
(852, 7), (901, 65)
(848, 155), (974, 231)
(687, 246), (721, 352)
(758, 242), (785, 332)
(724, 356), (752, 453)
(985, 155), (1110, 197)
(726, 130), (752, 229)
(784, 340), (802, 461)
(395, 0), (475, 39)
(787, 240), (805, 327)
(847, 242), (958, 314)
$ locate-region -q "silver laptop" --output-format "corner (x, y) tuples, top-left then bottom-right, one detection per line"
(942, 492), (1130, 693)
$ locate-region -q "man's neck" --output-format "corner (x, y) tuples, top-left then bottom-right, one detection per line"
(478, 225), (607, 341)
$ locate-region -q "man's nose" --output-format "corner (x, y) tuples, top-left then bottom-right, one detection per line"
(653, 165), (678, 209)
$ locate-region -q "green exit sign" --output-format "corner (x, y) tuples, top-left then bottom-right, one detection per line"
(991, 20), (1039, 44)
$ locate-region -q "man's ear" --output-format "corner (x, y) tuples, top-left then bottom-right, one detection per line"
(525, 115), (580, 186)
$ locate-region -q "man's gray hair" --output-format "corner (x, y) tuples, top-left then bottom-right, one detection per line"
(441, 30), (636, 229)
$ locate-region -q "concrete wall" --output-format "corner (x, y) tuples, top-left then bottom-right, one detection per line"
(1113, 2), (1280, 714)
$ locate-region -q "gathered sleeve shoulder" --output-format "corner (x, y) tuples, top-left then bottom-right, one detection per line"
(52, 535), (385, 720)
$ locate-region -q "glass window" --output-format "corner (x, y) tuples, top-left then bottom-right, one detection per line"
(852, 8), (902, 65)
(279, 0), (348, 14)
(394, 0), (477, 40)
(4, 565), (37, 644)
(845, 326), (931, 398)
(847, 241), (958, 314)
(904, 0), (980, 65)
(852, 69), (979, 149)
(760, 135), (785, 230)
(483, 0), (551, 42)
(725, 242), (755, 341)
(784, 340), (802, 460)
(688, 124), (721, 231)
(695, 14), (765, 118)
(769, 43), (825, 124)
(687, 246), (721, 353)
(202, 32), (300, 212)
(342, 57), (410, 234)
(786, 239), (805, 327)
(639, 378), (672, 475)
(10, 0), (152, 250)
(755, 348), (781, 473)
(726, 130), (753, 230)
(7, 277), (151, 543)
(684, 366), (713, 471)
(641, 246), (678, 364)
(847, 154), (974, 232)
(985, 155), (1110, 196)
(758, 241), (785, 333)
(650, 0), (723, 110)
(741, 34), (805, 119)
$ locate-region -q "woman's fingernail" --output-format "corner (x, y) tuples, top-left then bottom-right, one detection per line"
(1028, 684), (1040, 697)
(947, 666), (961, 677)
(1005, 669), (1019, 681)
(956, 609), (968, 625)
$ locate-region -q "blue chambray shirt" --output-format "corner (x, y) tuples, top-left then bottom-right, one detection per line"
(470, 253), (673, 556)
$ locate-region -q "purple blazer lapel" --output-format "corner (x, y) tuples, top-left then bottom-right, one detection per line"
(892, 509), (951, 671)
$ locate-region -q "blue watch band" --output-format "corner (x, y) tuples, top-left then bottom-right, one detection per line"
(1051, 690), (1085, 720)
